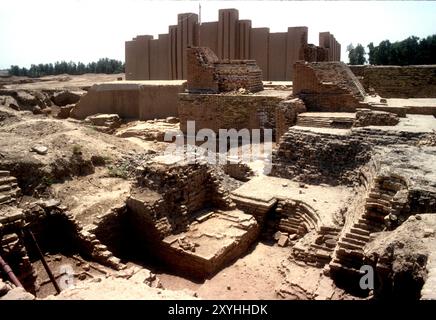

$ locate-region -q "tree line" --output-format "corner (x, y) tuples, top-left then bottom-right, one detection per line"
(9, 58), (125, 77)
(347, 34), (436, 65)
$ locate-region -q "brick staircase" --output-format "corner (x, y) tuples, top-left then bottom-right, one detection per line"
(276, 200), (319, 236)
(292, 226), (341, 267)
(296, 112), (355, 129)
(330, 175), (406, 276)
(0, 170), (21, 206)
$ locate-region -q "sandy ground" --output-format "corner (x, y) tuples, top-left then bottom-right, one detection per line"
(156, 242), (290, 300)
(2, 73), (125, 90)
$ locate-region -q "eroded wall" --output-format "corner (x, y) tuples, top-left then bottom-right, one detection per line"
(178, 93), (287, 139)
(71, 81), (186, 120)
(293, 61), (367, 112)
(350, 65), (436, 98)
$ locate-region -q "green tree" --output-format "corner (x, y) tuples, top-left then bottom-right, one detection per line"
(367, 34), (436, 65)
(347, 43), (366, 65)
(9, 65), (20, 76)
(9, 58), (125, 76)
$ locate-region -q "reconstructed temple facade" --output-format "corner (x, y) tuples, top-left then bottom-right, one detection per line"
(125, 8), (341, 81)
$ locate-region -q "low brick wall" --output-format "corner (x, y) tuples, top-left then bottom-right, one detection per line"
(178, 93), (288, 140)
(350, 65), (436, 98)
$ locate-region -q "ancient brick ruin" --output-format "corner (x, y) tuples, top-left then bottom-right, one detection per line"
(125, 8), (340, 81)
(1, 9), (436, 303)
(293, 61), (368, 112)
(350, 64), (436, 98)
(186, 47), (263, 93)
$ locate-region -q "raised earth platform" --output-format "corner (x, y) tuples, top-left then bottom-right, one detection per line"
(366, 96), (436, 117)
(231, 175), (351, 227)
(296, 112), (355, 129)
(71, 80), (186, 120)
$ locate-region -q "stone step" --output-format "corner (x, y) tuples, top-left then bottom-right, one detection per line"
(279, 225), (299, 234)
(368, 191), (392, 202)
(0, 194), (12, 204)
(371, 187), (396, 197)
(350, 227), (371, 236)
(362, 211), (386, 222)
(366, 196), (391, 207)
(354, 222), (379, 232)
(0, 170), (10, 177)
(279, 219), (300, 228)
(0, 176), (16, 186)
(368, 191), (394, 201)
(310, 243), (333, 252)
(336, 248), (364, 259)
(0, 184), (12, 192)
(331, 257), (362, 270)
(345, 232), (370, 243)
(341, 236), (367, 247)
(333, 250), (362, 265)
(365, 202), (391, 214)
(320, 226), (341, 233)
(338, 240), (363, 251)
(314, 250), (331, 261)
(358, 218), (383, 229)
(8, 187), (21, 198)
(329, 261), (362, 275)
(286, 217), (302, 224)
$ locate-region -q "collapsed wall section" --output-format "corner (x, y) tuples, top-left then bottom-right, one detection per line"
(293, 61), (367, 112)
(186, 47), (263, 93)
(271, 128), (372, 186)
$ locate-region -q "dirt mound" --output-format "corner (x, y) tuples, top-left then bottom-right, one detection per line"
(365, 214), (436, 299)
(0, 105), (157, 194)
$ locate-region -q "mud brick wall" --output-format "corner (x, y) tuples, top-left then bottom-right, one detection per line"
(354, 109), (399, 127)
(186, 47), (263, 93)
(303, 44), (329, 63)
(186, 47), (220, 93)
(293, 61), (367, 112)
(275, 98), (306, 141)
(350, 65), (436, 98)
(271, 128), (372, 186)
(133, 162), (233, 237)
(348, 65), (366, 77)
(215, 61), (263, 93)
(179, 93), (285, 140)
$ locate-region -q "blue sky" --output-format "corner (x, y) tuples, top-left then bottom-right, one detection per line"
(0, 0), (435, 69)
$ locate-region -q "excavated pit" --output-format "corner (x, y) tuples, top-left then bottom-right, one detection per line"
(88, 156), (261, 281)
(2, 69), (436, 300)
(0, 200), (105, 297)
